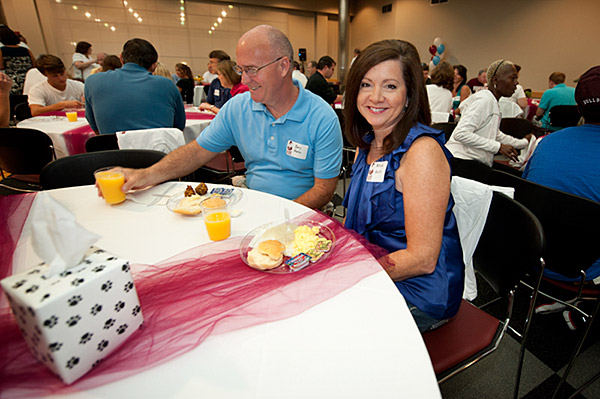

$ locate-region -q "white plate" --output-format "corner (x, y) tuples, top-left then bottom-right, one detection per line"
(166, 187), (243, 216)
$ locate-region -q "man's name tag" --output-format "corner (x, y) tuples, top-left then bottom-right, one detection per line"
(214, 89), (220, 96)
(367, 161), (388, 183)
(286, 140), (308, 160)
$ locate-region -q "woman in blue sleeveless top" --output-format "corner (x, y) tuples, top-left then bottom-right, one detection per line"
(342, 40), (464, 332)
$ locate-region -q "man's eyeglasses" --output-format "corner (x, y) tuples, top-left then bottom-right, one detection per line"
(233, 56), (284, 76)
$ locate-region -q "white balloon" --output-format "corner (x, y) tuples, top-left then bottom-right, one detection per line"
(429, 60), (436, 71)
(433, 37), (443, 47)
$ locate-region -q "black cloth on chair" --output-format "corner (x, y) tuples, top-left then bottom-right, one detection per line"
(85, 134), (119, 152)
(432, 122), (457, 142)
(549, 105), (580, 130)
(14, 101), (32, 122)
(40, 149), (165, 190)
(499, 117), (535, 139)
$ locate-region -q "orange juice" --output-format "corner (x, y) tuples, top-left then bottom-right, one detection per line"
(66, 112), (78, 122)
(95, 169), (126, 205)
(204, 211), (231, 241)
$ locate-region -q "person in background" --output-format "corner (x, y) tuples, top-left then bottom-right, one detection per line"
(342, 39), (464, 332)
(305, 55), (343, 105)
(84, 38), (185, 134)
(199, 59), (248, 114)
(175, 63), (194, 104)
(445, 59), (532, 181)
(426, 61), (454, 113)
(305, 60), (317, 78)
(153, 61), (171, 79)
(100, 55), (122, 72)
(292, 60), (307, 87)
(0, 72), (13, 127)
(202, 57), (218, 85)
(421, 62), (431, 84)
(71, 41), (99, 82)
(500, 64), (527, 110)
(114, 25), (342, 210)
(535, 72), (576, 130)
(22, 66), (45, 96)
(28, 54), (84, 116)
(452, 64), (470, 111)
(466, 69), (487, 93)
(203, 50), (232, 108)
(89, 52), (107, 75)
(0, 25), (35, 95)
(350, 48), (361, 66)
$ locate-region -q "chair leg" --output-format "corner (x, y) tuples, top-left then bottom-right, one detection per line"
(551, 296), (600, 399)
(514, 257), (545, 399)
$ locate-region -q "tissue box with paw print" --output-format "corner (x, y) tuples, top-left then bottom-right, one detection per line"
(1, 247), (144, 385)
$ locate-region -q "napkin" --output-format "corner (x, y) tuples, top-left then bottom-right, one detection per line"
(29, 193), (100, 277)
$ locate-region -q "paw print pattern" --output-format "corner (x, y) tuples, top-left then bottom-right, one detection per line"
(80, 332), (93, 344)
(34, 325), (42, 335)
(68, 295), (83, 306)
(124, 281), (134, 293)
(25, 285), (39, 294)
(27, 307), (35, 317)
(92, 265), (106, 273)
(97, 339), (109, 352)
(71, 278), (85, 287)
(106, 257), (116, 261)
(11, 279), (26, 289)
(114, 301), (125, 312)
(92, 359), (103, 368)
(66, 315), (81, 327)
(66, 357), (80, 369)
(132, 305), (141, 317)
(122, 263), (130, 273)
(59, 270), (72, 277)
(103, 318), (115, 330)
(101, 281), (113, 292)
(84, 259), (93, 264)
(94, 249), (105, 254)
(43, 315), (58, 328)
(40, 293), (51, 302)
(31, 334), (41, 346)
(20, 327), (28, 337)
(116, 324), (128, 335)
(49, 342), (63, 352)
(90, 304), (103, 316)
(27, 268), (41, 275)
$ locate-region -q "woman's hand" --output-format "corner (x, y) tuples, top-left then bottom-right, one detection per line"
(498, 143), (519, 162)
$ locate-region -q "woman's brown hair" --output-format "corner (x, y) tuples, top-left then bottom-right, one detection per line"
(343, 39), (431, 153)
(217, 60), (242, 86)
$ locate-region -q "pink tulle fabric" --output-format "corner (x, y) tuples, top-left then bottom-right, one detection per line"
(0, 211), (385, 397)
(40, 110), (86, 118)
(185, 112), (216, 120)
(63, 125), (96, 155)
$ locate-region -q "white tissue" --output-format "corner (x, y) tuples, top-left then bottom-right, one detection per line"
(29, 193), (100, 277)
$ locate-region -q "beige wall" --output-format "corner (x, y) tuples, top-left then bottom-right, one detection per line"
(1, 0), (340, 80)
(351, 0), (600, 91)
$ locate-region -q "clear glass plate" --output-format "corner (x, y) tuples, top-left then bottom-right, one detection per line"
(166, 188), (243, 216)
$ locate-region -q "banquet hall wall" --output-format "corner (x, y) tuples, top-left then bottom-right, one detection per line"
(2, 0), (598, 91)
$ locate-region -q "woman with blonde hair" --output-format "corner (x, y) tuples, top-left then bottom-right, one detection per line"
(199, 60), (248, 114)
(153, 62), (171, 79)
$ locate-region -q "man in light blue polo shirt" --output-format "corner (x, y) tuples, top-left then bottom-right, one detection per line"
(119, 25), (342, 210)
(535, 72), (576, 130)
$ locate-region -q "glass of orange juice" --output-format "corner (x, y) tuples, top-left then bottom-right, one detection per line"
(201, 197), (231, 241)
(94, 167), (126, 205)
(66, 111), (78, 122)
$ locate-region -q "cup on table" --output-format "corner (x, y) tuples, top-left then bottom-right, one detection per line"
(201, 197), (231, 241)
(94, 167), (126, 205)
(66, 111), (78, 122)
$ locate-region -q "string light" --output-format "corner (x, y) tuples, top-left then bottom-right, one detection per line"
(85, 12), (91, 18)
(72, 5), (78, 10)
(221, 11), (227, 17)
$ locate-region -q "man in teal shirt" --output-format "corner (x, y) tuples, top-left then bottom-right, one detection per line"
(535, 72), (576, 130)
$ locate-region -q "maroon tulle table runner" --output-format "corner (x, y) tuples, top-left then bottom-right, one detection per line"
(184, 112), (216, 120)
(0, 209), (384, 397)
(62, 124), (96, 155)
(40, 110), (86, 118)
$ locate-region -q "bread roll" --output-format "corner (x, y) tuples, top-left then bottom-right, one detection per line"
(247, 240), (285, 270)
(173, 196), (203, 215)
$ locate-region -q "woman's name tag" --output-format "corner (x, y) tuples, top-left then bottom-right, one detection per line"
(367, 161), (387, 183)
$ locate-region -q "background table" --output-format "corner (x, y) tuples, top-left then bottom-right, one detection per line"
(5, 183), (441, 398)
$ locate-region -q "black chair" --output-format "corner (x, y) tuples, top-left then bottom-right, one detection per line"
(549, 105), (580, 130)
(423, 192), (545, 399)
(9, 94), (27, 121)
(485, 169), (600, 398)
(85, 134), (119, 152)
(0, 127), (55, 193)
(432, 122), (457, 142)
(40, 149), (165, 190)
(500, 117), (535, 139)
(14, 102), (32, 122)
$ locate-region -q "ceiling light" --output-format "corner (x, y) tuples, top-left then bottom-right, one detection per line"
(228, 5), (233, 8)
(128, 8), (133, 12)
(123, 1), (128, 5)
(211, 27), (215, 30)
(138, 17), (143, 22)
(214, 22), (218, 27)
(95, 18), (101, 22)
(85, 12), (91, 18)
(72, 5), (78, 10)
(134, 12), (138, 17)
(217, 17), (222, 23)
(208, 30), (212, 34)
(110, 26), (116, 31)
(104, 22), (109, 27)
(221, 11), (227, 17)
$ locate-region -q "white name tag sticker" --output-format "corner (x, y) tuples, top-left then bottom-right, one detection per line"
(286, 140), (308, 160)
(367, 161), (388, 183)
(214, 89), (220, 96)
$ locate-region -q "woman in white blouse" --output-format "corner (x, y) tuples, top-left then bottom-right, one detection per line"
(72, 41), (98, 82)
(426, 61), (454, 113)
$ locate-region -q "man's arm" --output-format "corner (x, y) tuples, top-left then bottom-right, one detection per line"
(535, 106), (545, 118)
(30, 100), (84, 116)
(294, 176), (338, 210)
(0, 73), (12, 127)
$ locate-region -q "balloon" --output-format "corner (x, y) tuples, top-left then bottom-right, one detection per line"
(429, 61), (436, 71)
(432, 55), (440, 66)
(429, 45), (437, 55)
(437, 44), (445, 55)
(433, 37), (443, 47)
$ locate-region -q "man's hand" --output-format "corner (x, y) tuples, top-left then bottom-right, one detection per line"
(60, 100), (84, 109)
(499, 143), (519, 162)
(0, 73), (13, 95)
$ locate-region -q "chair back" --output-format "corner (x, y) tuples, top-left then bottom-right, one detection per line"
(14, 102), (32, 122)
(473, 191), (545, 295)
(0, 127), (55, 175)
(549, 105), (580, 129)
(85, 134), (119, 152)
(40, 149), (165, 190)
(486, 169), (600, 278)
(500, 117), (534, 139)
(9, 94), (28, 120)
(432, 122), (457, 142)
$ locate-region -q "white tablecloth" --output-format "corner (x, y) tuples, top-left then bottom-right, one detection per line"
(7, 183), (441, 399)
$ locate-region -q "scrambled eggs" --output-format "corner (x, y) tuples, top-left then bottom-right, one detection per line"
(289, 225), (321, 257)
